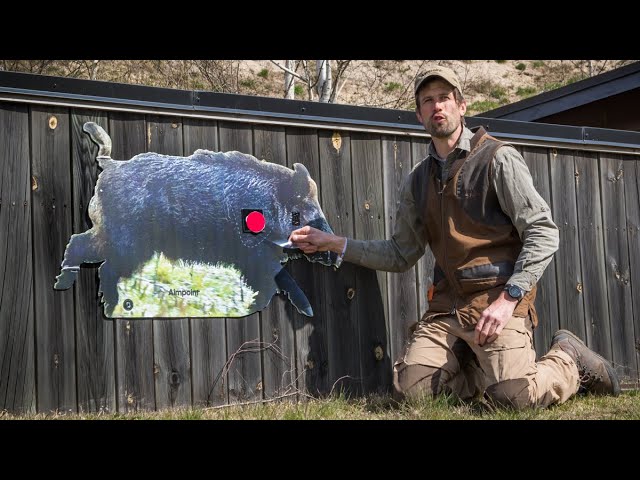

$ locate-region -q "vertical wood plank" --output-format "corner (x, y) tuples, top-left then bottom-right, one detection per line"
(574, 151), (612, 359)
(31, 106), (77, 413)
(147, 115), (192, 409)
(109, 112), (155, 412)
(183, 118), (227, 407)
(521, 146), (560, 356)
(383, 136), (418, 365)
(351, 132), (390, 394)
(218, 121), (263, 403)
(318, 129), (362, 395)
(71, 109), (115, 413)
(624, 159), (640, 386)
(549, 149), (586, 339)
(599, 153), (635, 379)
(286, 127), (330, 396)
(410, 138), (434, 318)
(0, 102), (35, 413)
(254, 125), (298, 400)
(183, 117), (219, 154)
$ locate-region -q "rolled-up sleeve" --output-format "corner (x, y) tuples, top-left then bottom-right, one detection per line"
(493, 146), (559, 291)
(344, 170), (427, 272)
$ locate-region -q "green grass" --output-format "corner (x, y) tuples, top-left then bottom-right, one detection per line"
(467, 100), (501, 114)
(489, 86), (507, 100)
(3, 391), (638, 420)
(240, 78), (257, 89)
(112, 252), (258, 317)
(384, 81), (402, 93)
(257, 68), (269, 79)
(542, 81), (563, 92)
(516, 86), (537, 98)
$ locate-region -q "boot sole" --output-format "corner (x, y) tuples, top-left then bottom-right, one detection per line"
(553, 329), (621, 396)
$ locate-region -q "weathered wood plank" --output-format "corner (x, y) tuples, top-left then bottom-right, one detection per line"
(147, 116), (192, 409)
(574, 151), (612, 360)
(182, 118), (227, 407)
(0, 102), (35, 413)
(254, 125), (297, 400)
(286, 127), (330, 396)
(382, 136), (418, 365)
(71, 110), (115, 413)
(624, 159), (640, 385)
(318, 129), (362, 395)
(550, 149), (585, 339)
(410, 138), (434, 319)
(351, 132), (390, 394)
(218, 121), (263, 403)
(183, 118), (219, 154)
(599, 153), (635, 379)
(31, 106), (77, 413)
(109, 112), (155, 412)
(152, 320), (191, 409)
(521, 146), (560, 357)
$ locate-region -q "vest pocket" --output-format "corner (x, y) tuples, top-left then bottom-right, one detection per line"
(457, 276), (508, 295)
(455, 262), (513, 295)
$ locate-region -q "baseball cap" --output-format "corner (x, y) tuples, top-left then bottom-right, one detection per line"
(414, 65), (463, 96)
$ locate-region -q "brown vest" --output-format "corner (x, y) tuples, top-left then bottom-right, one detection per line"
(412, 127), (538, 327)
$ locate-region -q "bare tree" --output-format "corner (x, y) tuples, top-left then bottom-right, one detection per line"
(329, 60), (352, 103)
(316, 60), (331, 102)
(272, 59), (353, 103)
(284, 60), (295, 99)
(193, 60), (242, 93)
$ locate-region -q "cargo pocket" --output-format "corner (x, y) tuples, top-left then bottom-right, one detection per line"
(480, 317), (534, 384)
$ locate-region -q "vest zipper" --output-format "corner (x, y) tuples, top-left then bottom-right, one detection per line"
(438, 177), (458, 317)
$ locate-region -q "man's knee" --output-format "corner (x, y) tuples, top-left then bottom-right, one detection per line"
(484, 378), (535, 410)
(393, 362), (448, 402)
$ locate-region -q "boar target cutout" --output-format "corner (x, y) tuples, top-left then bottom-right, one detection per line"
(54, 122), (338, 318)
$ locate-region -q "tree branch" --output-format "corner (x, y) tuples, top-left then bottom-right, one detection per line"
(270, 60), (308, 82)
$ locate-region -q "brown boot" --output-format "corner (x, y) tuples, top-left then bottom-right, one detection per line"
(550, 330), (620, 396)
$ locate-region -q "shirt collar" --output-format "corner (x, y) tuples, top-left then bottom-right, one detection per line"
(427, 125), (473, 160)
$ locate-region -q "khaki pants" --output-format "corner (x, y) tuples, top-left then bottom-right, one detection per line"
(393, 315), (579, 409)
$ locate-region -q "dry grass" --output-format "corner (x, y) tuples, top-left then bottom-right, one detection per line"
(2, 391), (638, 420)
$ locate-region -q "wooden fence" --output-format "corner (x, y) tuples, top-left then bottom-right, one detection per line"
(1, 75), (639, 413)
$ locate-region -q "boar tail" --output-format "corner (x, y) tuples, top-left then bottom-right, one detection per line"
(83, 122), (117, 169)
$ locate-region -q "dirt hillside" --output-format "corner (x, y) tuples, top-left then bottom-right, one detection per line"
(1, 59), (633, 115)
(240, 60), (633, 115)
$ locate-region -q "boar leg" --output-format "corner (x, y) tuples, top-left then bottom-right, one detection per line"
(97, 261), (121, 318)
(275, 268), (313, 317)
(54, 231), (104, 290)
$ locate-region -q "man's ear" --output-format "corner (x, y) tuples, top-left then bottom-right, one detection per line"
(459, 100), (467, 117)
(416, 109), (423, 124)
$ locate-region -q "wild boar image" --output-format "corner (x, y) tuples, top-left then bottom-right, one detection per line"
(54, 122), (337, 318)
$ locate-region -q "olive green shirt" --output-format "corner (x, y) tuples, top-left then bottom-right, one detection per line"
(342, 126), (559, 293)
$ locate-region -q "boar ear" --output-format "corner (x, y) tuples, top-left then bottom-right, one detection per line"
(292, 163), (311, 194)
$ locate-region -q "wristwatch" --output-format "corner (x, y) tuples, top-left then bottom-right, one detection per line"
(504, 284), (524, 300)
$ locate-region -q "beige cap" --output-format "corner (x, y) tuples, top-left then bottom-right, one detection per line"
(414, 65), (463, 96)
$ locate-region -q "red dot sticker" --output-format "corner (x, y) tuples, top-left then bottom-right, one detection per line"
(246, 211), (266, 233)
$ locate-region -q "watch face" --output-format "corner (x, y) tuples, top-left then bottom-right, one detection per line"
(508, 285), (523, 299)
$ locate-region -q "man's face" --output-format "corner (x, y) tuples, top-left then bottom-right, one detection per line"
(415, 79), (467, 139)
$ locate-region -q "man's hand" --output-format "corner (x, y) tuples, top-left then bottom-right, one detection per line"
(289, 226), (346, 255)
(474, 291), (519, 346)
